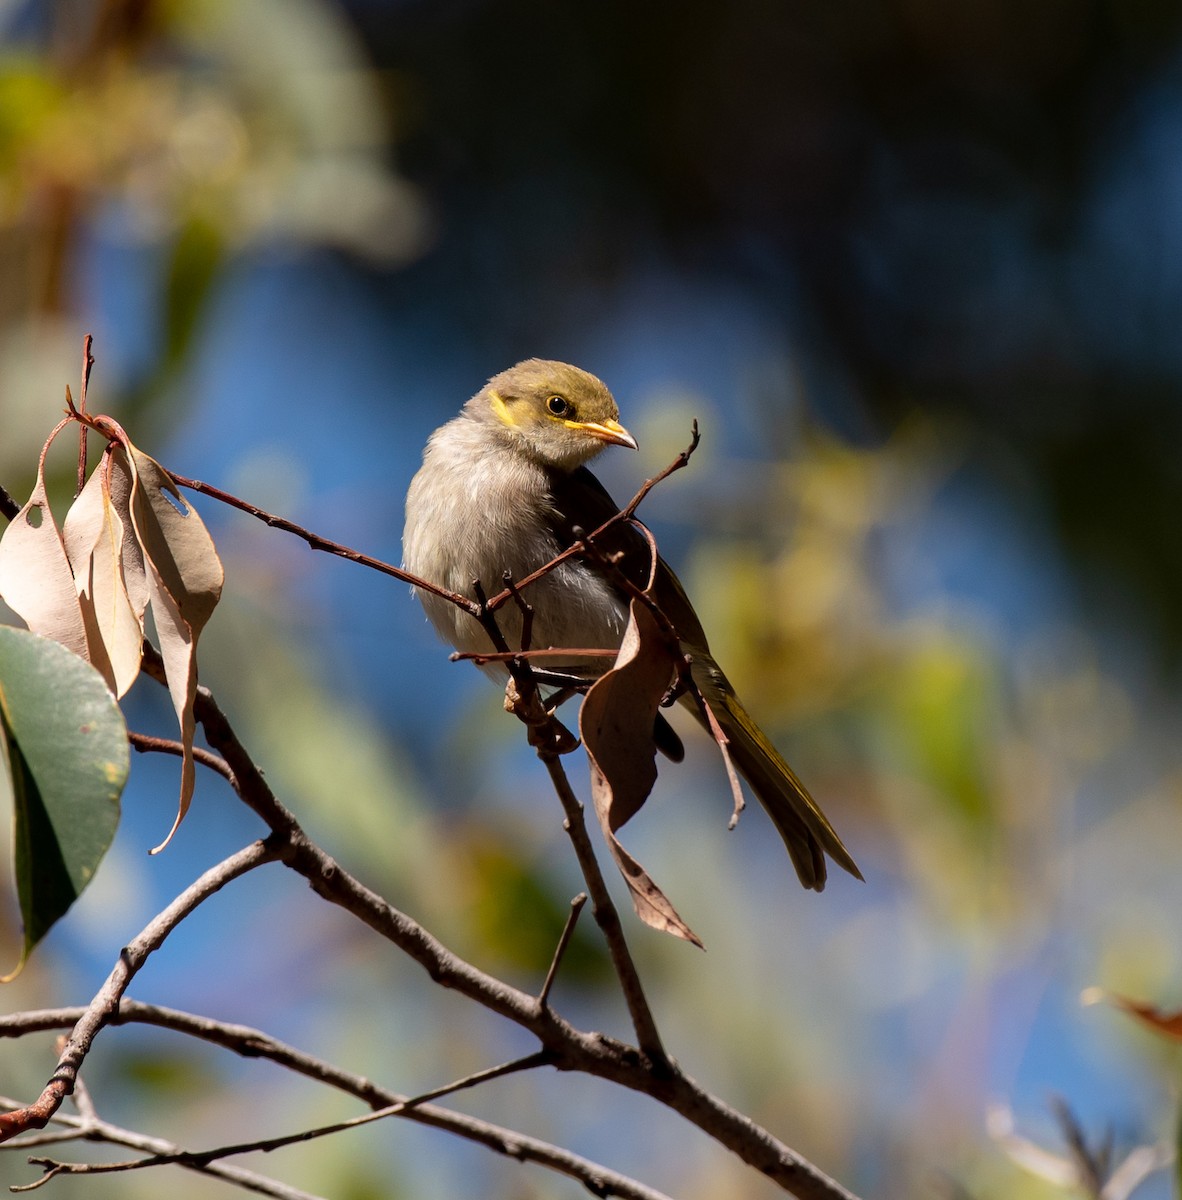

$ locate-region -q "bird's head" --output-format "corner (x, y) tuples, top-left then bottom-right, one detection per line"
(466, 359), (638, 471)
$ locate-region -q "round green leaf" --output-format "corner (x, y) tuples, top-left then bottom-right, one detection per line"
(0, 626), (127, 977)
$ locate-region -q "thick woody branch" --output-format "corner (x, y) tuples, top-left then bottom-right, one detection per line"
(185, 682), (856, 1198)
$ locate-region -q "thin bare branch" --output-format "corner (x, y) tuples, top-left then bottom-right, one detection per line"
(541, 753), (668, 1066)
(167, 471), (476, 613)
(15, 1131), (321, 1200)
(73, 334), (94, 496)
(452, 646), (618, 665)
(167, 424), (698, 630)
(1, 1083), (321, 1200)
(540, 894), (588, 1008)
(503, 570), (535, 654)
(97, 1051), (555, 1170)
(128, 730), (237, 786)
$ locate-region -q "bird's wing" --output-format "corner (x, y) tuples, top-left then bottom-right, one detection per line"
(550, 469), (860, 890)
(545, 466), (651, 589)
(548, 468), (860, 888)
(545, 466), (686, 761)
(546, 467), (710, 649)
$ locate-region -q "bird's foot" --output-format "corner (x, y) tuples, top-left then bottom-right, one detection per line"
(504, 679), (580, 757)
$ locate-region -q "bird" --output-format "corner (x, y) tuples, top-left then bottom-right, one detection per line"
(402, 358), (860, 891)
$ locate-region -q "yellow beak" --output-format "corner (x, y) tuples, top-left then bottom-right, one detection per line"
(568, 417), (638, 451)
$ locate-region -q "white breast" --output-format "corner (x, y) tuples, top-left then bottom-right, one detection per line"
(402, 417), (627, 674)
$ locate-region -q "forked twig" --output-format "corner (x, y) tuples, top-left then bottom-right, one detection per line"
(0, 841), (276, 1142)
(540, 753), (668, 1068)
(0, 1009), (676, 1200)
(19, 1052), (554, 1179)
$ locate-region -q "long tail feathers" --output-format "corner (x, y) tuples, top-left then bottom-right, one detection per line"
(687, 663), (862, 892)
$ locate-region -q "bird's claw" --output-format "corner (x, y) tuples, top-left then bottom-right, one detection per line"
(504, 679), (581, 756)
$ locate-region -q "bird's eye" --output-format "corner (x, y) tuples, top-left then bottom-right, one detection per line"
(546, 395), (570, 417)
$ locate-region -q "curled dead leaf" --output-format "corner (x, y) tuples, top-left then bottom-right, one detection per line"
(0, 428), (89, 661)
(61, 448), (145, 698)
(580, 598), (701, 947)
(125, 443), (223, 852)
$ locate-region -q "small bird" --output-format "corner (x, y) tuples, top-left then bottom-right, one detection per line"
(402, 359), (860, 890)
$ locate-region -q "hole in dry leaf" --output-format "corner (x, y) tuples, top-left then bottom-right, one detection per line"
(25, 505), (44, 529)
(158, 489), (190, 516)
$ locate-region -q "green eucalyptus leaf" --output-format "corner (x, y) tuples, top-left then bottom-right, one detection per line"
(0, 626), (127, 977)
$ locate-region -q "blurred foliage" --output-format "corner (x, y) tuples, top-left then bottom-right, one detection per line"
(445, 822), (611, 986)
(0, 0), (425, 458)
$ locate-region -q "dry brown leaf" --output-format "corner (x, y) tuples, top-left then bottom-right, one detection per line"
(125, 444), (223, 852)
(125, 448), (223, 631)
(61, 449), (144, 697)
(1, 397), (225, 855)
(1085, 988), (1182, 1040)
(580, 599), (702, 947)
(0, 433), (89, 661)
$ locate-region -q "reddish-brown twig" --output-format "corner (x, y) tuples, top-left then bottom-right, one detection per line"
(166, 471), (477, 613)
